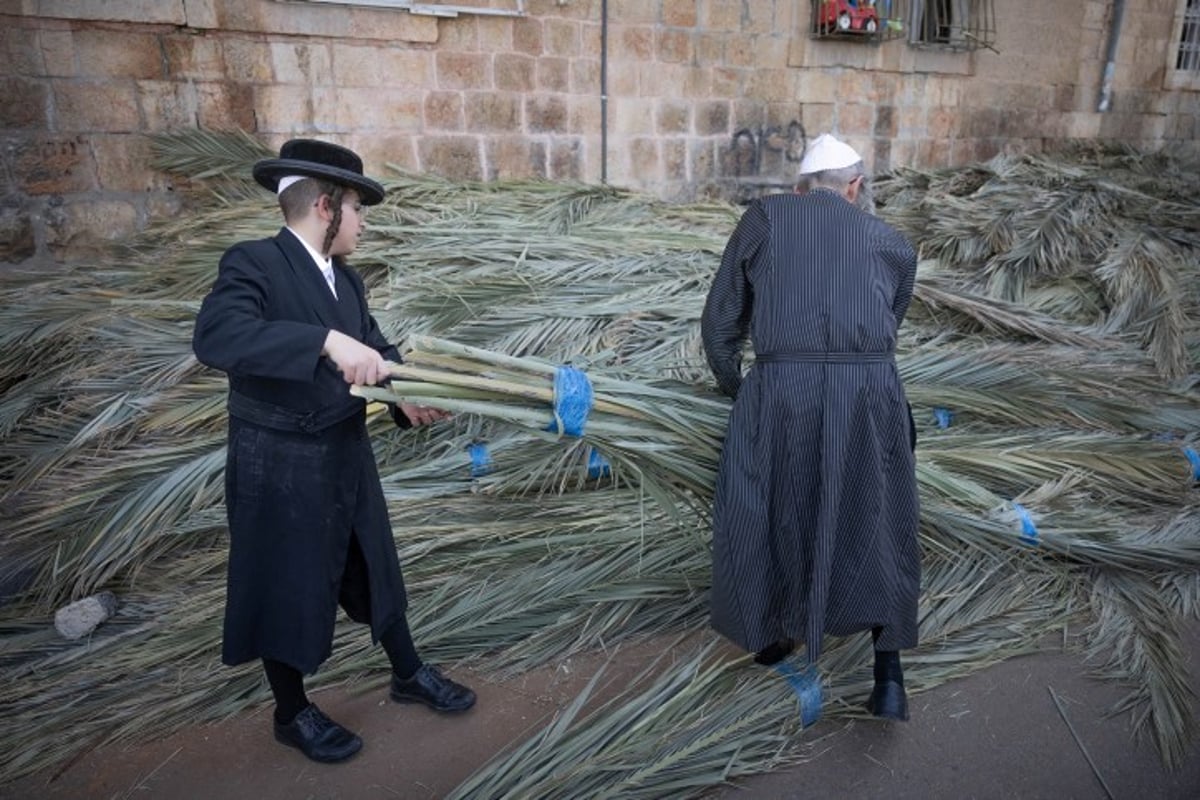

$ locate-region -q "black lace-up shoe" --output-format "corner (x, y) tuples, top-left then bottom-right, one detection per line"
(273, 703), (363, 763)
(866, 680), (909, 721)
(390, 664), (476, 713)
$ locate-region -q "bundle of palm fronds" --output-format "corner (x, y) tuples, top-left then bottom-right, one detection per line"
(1, 131), (1198, 791)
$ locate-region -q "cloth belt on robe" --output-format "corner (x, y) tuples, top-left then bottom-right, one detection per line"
(754, 351), (894, 363)
(228, 390), (363, 434)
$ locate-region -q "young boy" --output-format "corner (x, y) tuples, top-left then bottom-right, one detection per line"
(193, 139), (475, 764)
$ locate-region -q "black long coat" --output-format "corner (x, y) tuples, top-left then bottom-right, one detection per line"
(193, 228), (409, 675)
(701, 190), (921, 661)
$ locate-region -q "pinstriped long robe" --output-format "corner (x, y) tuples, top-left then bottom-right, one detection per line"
(701, 189), (920, 660)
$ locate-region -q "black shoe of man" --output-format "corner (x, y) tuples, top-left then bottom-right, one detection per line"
(390, 664), (477, 713)
(865, 679), (909, 721)
(273, 703), (363, 763)
(753, 638), (796, 666)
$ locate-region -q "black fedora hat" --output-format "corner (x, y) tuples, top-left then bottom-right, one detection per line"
(253, 139), (385, 205)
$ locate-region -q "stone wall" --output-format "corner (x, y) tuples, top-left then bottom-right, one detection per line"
(1, 0), (1197, 266)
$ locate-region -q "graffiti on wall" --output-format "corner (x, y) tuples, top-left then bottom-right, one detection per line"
(727, 120), (807, 178)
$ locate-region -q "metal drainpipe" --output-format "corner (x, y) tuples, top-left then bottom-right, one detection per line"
(600, 0), (609, 184)
(1097, 0), (1126, 112)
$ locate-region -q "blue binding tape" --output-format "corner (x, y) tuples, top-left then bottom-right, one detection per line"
(587, 448), (611, 479)
(773, 662), (822, 727)
(1183, 447), (1200, 482)
(467, 442), (492, 477)
(1012, 501), (1039, 545)
(546, 365), (593, 437)
(933, 407), (954, 429)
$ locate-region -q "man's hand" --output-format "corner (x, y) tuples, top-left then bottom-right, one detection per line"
(398, 401), (451, 427)
(323, 329), (390, 385)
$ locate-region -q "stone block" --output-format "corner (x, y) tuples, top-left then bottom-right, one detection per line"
(800, 103), (835, 137)
(608, 0), (658, 24)
(611, 97), (655, 135)
(333, 44), (432, 89)
(484, 135), (537, 180)
(609, 61), (640, 95)
(544, 18), (581, 56)
(2, 22), (45, 75)
(220, 37), (273, 84)
(196, 81), (256, 131)
(700, 0), (742, 32)
(163, 33), (225, 81)
(54, 81), (140, 132)
(657, 29), (692, 63)
(438, 15), (480, 51)
(496, 53), (536, 92)
(796, 70), (838, 104)
(465, 91), (522, 132)
(512, 17), (543, 55)
(183, 0), (218, 29)
(45, 198), (138, 260)
(568, 95), (601, 135)
(272, 41), (333, 86)
(688, 137), (717, 180)
(695, 100), (731, 135)
(29, 0), (184, 24)
(614, 25), (654, 61)
(0, 200), (36, 263)
(696, 32), (726, 64)
(145, 189), (184, 221)
(570, 57), (600, 94)
(424, 91), (464, 131)
(0, 78), (50, 129)
(656, 99), (690, 134)
(889, 138), (917, 169)
(680, 66), (712, 99)
(71, 29), (164, 79)
(253, 84), (315, 133)
(39, 29), (76, 78)
(874, 105), (897, 138)
(872, 137), (892, 172)
(350, 133), (418, 175)
(724, 34), (756, 68)
(838, 104), (874, 136)
(663, 0), (698, 27)
(526, 95), (568, 133)
(92, 136), (160, 193)
(711, 66), (742, 98)
(549, 137), (583, 180)
(730, 99), (768, 131)
(436, 51), (492, 90)
(927, 107), (957, 139)
(418, 135), (483, 181)
(746, 68), (799, 103)
(477, 17), (512, 52)
(138, 80), (198, 132)
(629, 137), (660, 181)
(537, 57), (570, 92)
(662, 137), (687, 181)
(337, 88), (422, 132)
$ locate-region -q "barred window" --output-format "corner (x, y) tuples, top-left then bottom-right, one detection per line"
(907, 0), (996, 52)
(1178, 0), (1200, 72)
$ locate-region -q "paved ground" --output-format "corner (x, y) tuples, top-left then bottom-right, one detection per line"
(4, 630), (1198, 800)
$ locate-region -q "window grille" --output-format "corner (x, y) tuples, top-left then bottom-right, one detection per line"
(1178, 0), (1200, 72)
(907, 0), (996, 52)
(809, 1), (905, 43)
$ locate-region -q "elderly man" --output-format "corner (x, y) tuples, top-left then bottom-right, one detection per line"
(701, 134), (920, 720)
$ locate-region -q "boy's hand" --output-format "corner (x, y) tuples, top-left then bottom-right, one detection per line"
(398, 402), (451, 427)
(323, 330), (390, 385)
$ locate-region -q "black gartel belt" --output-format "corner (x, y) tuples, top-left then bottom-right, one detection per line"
(228, 390), (364, 434)
(755, 351), (894, 363)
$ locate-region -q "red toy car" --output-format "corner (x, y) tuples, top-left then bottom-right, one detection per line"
(814, 0), (880, 35)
